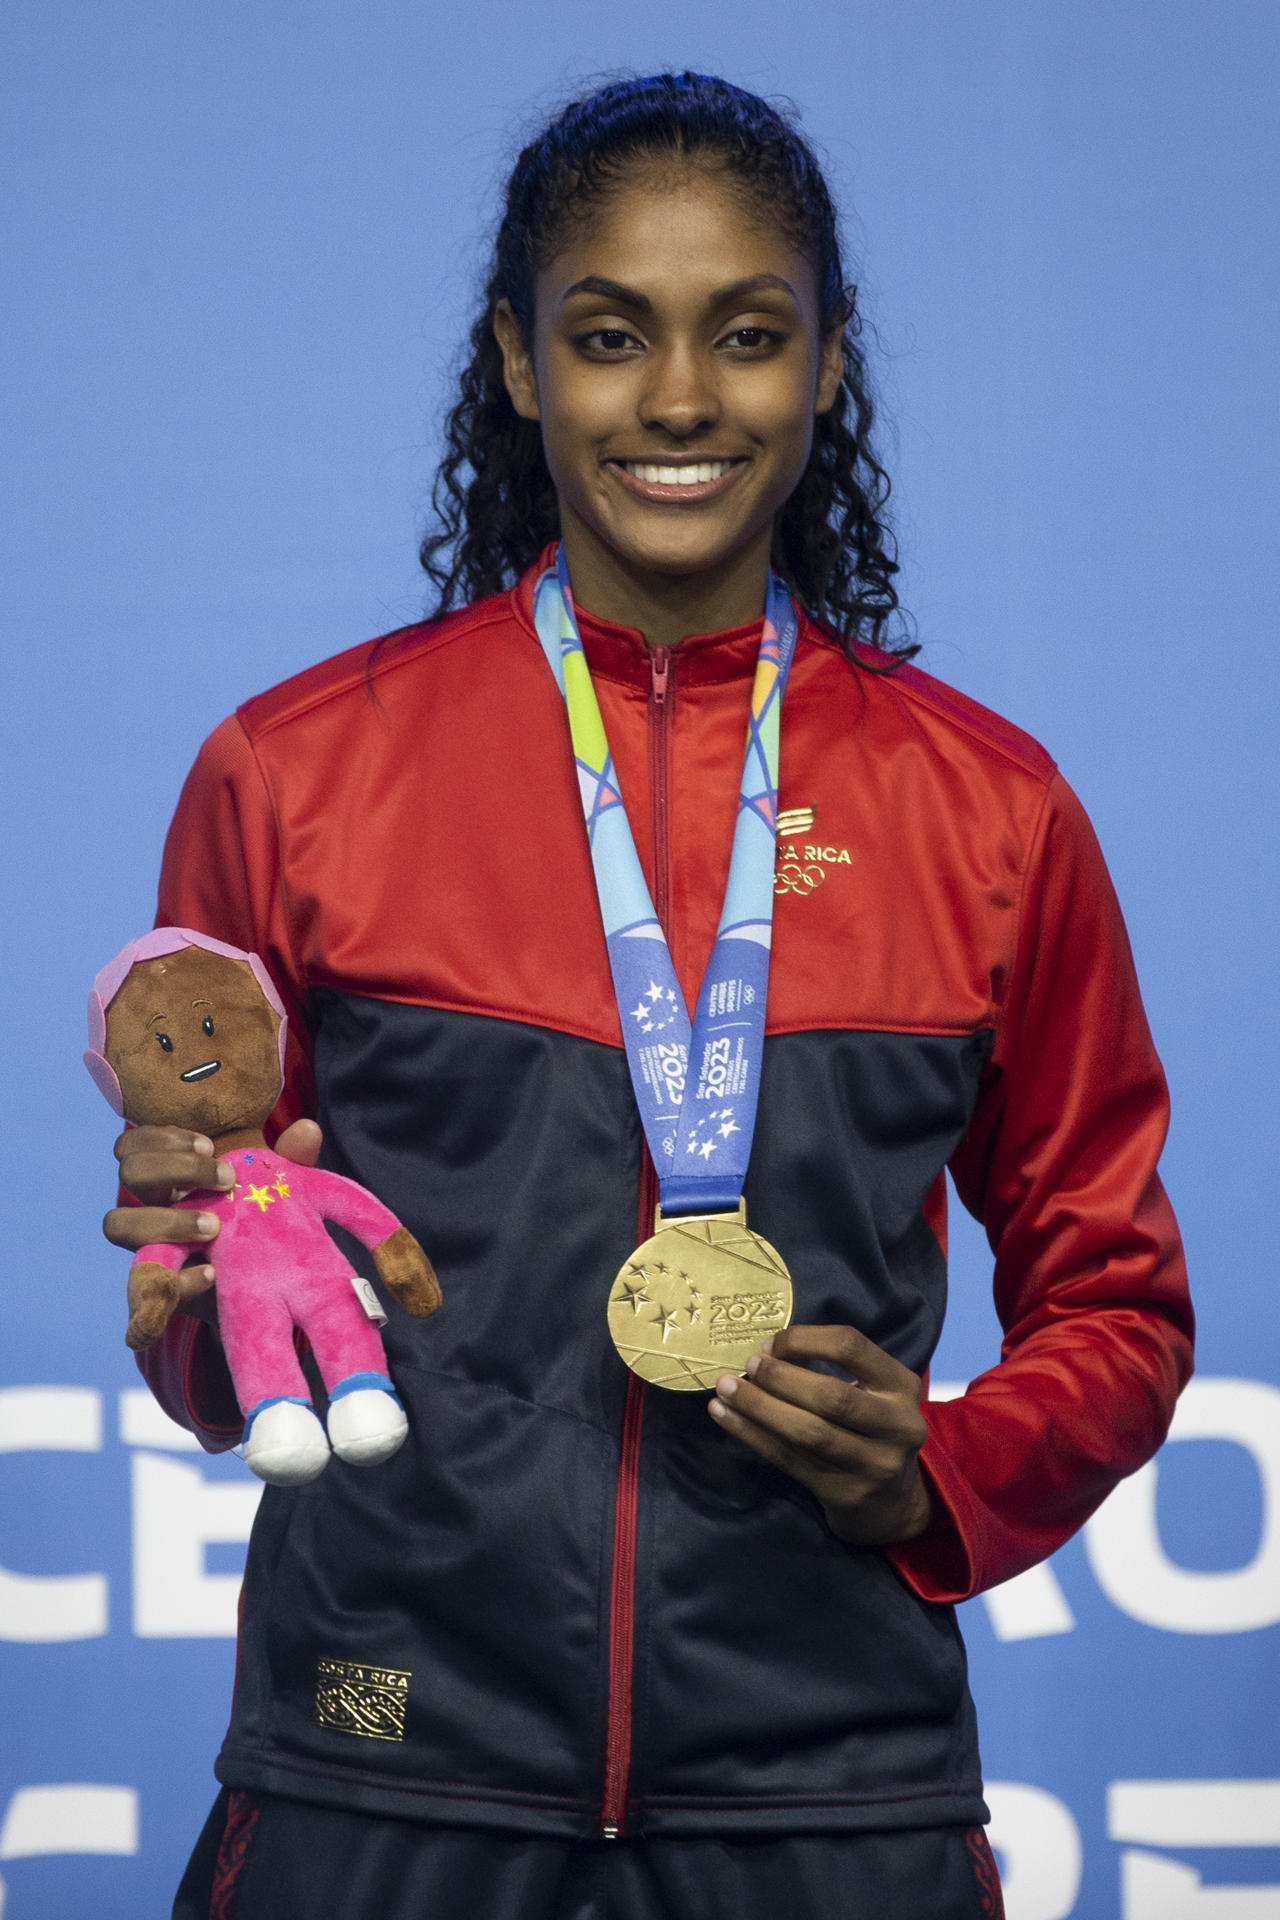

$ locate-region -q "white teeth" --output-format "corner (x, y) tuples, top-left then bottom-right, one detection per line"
(623, 461), (732, 486)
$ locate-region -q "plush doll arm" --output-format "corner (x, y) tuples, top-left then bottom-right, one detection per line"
(372, 1226), (443, 1319)
(127, 1241), (189, 1351)
(295, 1164), (443, 1319)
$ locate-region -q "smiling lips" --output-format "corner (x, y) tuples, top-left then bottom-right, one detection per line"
(610, 457), (745, 503)
(180, 1059), (222, 1081)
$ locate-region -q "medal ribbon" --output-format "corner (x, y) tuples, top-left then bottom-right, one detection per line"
(533, 545), (798, 1216)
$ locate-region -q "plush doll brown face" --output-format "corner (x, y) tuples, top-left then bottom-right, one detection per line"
(105, 944), (282, 1142)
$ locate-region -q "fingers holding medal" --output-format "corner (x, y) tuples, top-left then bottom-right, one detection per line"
(708, 1323), (933, 1547)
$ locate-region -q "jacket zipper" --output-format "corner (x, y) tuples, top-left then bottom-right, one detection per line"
(647, 644), (673, 929)
(600, 643), (674, 1839)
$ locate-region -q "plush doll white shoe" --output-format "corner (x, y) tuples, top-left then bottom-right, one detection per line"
(243, 1400), (331, 1485)
(327, 1386), (409, 1466)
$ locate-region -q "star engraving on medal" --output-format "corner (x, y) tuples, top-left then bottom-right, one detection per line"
(617, 1277), (651, 1314)
(652, 1303), (678, 1343)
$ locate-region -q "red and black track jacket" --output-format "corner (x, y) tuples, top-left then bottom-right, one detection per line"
(140, 553), (1193, 1839)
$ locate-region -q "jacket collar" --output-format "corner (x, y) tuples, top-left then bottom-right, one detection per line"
(511, 544), (795, 690)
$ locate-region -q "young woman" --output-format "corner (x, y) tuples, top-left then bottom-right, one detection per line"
(106, 73), (1193, 1920)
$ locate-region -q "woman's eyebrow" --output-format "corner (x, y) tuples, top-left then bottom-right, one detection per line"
(561, 275), (652, 312)
(559, 272), (799, 313)
(707, 274), (800, 305)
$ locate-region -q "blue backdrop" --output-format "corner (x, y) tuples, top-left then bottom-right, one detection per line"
(2, 4), (1277, 1915)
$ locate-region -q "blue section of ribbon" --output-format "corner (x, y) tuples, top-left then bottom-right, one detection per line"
(533, 548), (798, 1216)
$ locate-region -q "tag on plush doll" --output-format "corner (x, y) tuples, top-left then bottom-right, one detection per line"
(352, 1276), (388, 1327)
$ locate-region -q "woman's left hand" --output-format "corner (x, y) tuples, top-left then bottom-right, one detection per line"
(708, 1324), (932, 1545)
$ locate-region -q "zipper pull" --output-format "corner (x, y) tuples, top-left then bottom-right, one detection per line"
(649, 646), (671, 707)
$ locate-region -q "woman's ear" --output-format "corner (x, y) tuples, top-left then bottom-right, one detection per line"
(815, 326), (844, 417)
(493, 300), (540, 422)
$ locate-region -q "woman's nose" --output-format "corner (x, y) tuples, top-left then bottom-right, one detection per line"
(637, 345), (720, 438)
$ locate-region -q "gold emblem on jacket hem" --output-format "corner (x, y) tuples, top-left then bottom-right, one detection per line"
(315, 1658), (410, 1742)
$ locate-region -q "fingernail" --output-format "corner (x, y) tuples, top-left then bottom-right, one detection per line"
(708, 1398), (727, 1419)
(716, 1374), (739, 1399)
(193, 1136), (214, 1154)
(195, 1213), (219, 1237)
(761, 1334), (776, 1355)
(745, 1353), (761, 1378)
(215, 1163), (234, 1187)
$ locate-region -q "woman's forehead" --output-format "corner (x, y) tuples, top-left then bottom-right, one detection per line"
(541, 166), (816, 308)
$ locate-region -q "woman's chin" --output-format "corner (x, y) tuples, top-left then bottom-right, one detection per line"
(588, 515), (771, 589)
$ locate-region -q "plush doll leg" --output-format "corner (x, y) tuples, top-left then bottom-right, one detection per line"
(219, 1288), (330, 1486)
(241, 1400), (331, 1485)
(303, 1280), (408, 1468)
(326, 1374), (408, 1466)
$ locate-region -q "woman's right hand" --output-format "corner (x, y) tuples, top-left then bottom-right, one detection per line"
(103, 1119), (324, 1328)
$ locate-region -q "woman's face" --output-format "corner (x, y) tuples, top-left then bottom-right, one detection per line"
(495, 165), (843, 617)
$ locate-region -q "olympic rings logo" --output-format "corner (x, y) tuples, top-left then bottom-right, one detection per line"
(774, 857), (825, 896)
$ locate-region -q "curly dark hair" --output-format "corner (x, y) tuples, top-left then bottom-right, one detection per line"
(420, 72), (913, 665)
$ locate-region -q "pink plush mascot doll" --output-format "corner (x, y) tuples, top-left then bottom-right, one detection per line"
(86, 928), (442, 1485)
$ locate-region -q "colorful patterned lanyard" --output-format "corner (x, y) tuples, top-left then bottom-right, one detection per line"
(533, 545), (799, 1218)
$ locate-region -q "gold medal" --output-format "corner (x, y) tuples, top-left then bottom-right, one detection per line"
(608, 1201), (792, 1391)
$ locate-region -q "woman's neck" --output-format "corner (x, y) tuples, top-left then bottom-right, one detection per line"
(559, 520), (772, 651)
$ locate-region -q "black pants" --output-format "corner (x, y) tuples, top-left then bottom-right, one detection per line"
(174, 1788), (1004, 1919)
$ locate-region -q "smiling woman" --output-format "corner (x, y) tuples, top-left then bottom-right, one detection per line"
(103, 71), (1191, 1920)
(421, 75), (908, 667)
(492, 177), (844, 646)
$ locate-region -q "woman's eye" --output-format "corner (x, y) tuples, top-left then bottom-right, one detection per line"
(722, 327), (778, 351)
(580, 328), (640, 354)
(202, 1016), (215, 1036)
(156, 1033), (174, 1052)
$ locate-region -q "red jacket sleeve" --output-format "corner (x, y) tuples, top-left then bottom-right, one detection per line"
(887, 773), (1194, 1601)
(135, 715), (314, 1451)
(155, 714), (314, 1129)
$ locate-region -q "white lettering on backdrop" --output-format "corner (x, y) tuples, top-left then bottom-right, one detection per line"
(1109, 1779), (1280, 1917)
(1085, 1379), (1280, 1633)
(0, 1387), (108, 1642)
